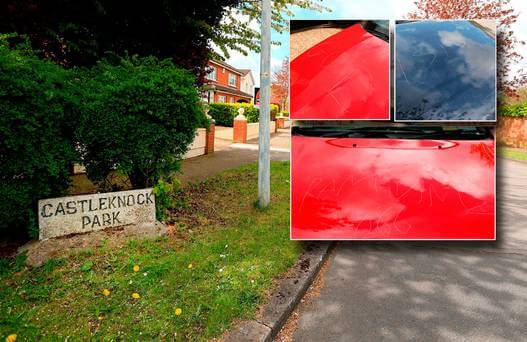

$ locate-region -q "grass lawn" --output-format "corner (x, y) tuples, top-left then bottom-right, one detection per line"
(0, 161), (301, 341)
(497, 146), (527, 162)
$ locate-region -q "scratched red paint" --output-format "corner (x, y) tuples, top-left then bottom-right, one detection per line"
(290, 24), (389, 120)
(291, 136), (495, 239)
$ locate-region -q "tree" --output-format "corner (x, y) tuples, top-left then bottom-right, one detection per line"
(0, 1), (239, 80)
(407, 0), (527, 97)
(0, 1), (328, 81)
(213, 0), (329, 59)
(272, 57), (289, 111)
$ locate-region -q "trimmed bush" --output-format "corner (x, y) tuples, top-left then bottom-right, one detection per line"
(208, 103), (236, 126)
(238, 103), (259, 123)
(208, 103), (266, 126)
(0, 40), (207, 236)
(270, 104), (279, 121)
(76, 56), (207, 189)
(500, 104), (527, 117)
(0, 38), (79, 238)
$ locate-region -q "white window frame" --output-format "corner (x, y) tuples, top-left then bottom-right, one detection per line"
(207, 67), (217, 81)
(229, 96), (235, 103)
(218, 95), (226, 103)
(228, 73), (237, 87)
(207, 67), (218, 81)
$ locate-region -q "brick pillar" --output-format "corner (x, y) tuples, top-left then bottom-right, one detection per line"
(276, 117), (285, 129)
(205, 120), (215, 154)
(233, 114), (248, 143)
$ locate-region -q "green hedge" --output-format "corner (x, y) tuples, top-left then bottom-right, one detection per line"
(208, 103), (235, 126)
(208, 103), (278, 126)
(0, 40), (205, 237)
(208, 103), (259, 126)
(499, 104), (527, 117)
(76, 57), (205, 190)
(281, 110), (289, 117)
(0, 38), (80, 238)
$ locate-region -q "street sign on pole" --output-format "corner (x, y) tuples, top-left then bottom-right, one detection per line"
(258, 0), (271, 208)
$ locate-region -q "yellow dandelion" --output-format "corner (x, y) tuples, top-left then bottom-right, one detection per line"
(6, 334), (17, 342)
(175, 308), (182, 316)
(103, 289), (111, 297)
(187, 263), (193, 269)
(98, 314), (104, 321)
(132, 292), (141, 299)
(133, 265), (140, 272)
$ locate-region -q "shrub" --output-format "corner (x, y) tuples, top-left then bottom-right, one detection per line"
(281, 110), (289, 117)
(270, 104), (279, 121)
(237, 103), (259, 123)
(208, 103), (261, 126)
(0, 37), (79, 238)
(499, 104), (527, 117)
(208, 103), (236, 126)
(76, 56), (207, 190)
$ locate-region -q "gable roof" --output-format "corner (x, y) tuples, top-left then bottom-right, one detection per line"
(209, 60), (243, 75)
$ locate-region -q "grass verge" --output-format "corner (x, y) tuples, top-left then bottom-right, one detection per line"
(0, 161), (300, 341)
(497, 147), (527, 162)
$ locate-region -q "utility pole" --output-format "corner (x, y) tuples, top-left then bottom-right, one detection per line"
(258, 0), (271, 208)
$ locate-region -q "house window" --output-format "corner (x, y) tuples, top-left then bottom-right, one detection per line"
(230, 96), (235, 103)
(218, 95), (226, 103)
(207, 67), (217, 80)
(228, 73), (237, 87)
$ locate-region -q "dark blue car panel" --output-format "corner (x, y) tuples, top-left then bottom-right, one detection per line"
(395, 20), (496, 121)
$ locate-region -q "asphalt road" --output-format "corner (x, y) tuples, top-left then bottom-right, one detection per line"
(293, 158), (527, 342)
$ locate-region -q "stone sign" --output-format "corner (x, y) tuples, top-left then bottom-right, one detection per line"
(38, 188), (156, 240)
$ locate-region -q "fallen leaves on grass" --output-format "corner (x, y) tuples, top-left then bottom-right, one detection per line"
(5, 334), (17, 342)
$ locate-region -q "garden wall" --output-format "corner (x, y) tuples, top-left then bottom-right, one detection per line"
(247, 122), (277, 141)
(497, 116), (527, 148)
(183, 128), (207, 159)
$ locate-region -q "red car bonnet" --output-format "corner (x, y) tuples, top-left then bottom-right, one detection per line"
(290, 24), (389, 119)
(291, 136), (495, 239)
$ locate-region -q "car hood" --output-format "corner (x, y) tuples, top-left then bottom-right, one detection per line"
(291, 135), (495, 239)
(396, 20), (496, 120)
(290, 24), (389, 119)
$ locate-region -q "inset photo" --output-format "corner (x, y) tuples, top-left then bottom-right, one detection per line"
(290, 20), (390, 120)
(291, 122), (495, 240)
(395, 20), (496, 121)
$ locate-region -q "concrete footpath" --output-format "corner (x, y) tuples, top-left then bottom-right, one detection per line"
(292, 158), (527, 341)
(179, 128), (290, 185)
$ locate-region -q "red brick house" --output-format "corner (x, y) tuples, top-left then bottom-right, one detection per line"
(254, 86), (288, 111)
(202, 60), (253, 104)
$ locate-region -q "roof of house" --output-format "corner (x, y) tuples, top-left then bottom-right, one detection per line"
(209, 60), (243, 75)
(238, 69), (251, 76)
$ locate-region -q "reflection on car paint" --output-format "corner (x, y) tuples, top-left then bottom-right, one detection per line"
(291, 135), (495, 239)
(290, 24), (389, 119)
(396, 20), (496, 121)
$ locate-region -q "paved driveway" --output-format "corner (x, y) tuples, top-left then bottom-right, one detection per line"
(179, 128), (290, 185)
(293, 158), (527, 341)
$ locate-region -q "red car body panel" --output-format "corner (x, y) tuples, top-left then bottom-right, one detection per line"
(290, 24), (389, 120)
(291, 136), (495, 239)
